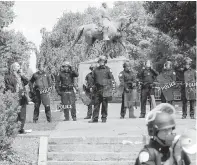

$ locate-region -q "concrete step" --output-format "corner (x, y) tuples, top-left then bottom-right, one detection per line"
(48, 143), (143, 152)
(47, 152), (138, 161)
(47, 161), (135, 165)
(48, 136), (146, 145)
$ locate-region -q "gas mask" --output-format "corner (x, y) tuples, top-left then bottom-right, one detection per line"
(155, 133), (176, 147)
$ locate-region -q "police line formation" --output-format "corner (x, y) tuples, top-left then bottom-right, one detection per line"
(3, 55), (196, 165)
(3, 55), (196, 131)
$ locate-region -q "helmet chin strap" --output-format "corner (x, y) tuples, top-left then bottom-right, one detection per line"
(155, 136), (168, 147)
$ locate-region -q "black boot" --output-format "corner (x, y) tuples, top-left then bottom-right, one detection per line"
(139, 114), (145, 118)
(88, 119), (98, 123)
(182, 116), (187, 119)
(84, 116), (91, 119)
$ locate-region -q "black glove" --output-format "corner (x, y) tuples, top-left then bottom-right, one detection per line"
(125, 88), (129, 93)
(29, 91), (34, 99)
(57, 91), (62, 96)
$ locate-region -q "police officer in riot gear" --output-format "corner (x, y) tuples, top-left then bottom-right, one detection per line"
(138, 60), (158, 118)
(29, 62), (53, 123)
(83, 64), (96, 119)
(135, 103), (191, 165)
(55, 61), (79, 121)
(119, 61), (137, 118)
(159, 61), (176, 105)
(89, 56), (115, 123)
(181, 58), (196, 119)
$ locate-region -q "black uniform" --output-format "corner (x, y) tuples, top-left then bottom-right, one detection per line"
(183, 68), (196, 118)
(4, 74), (29, 132)
(119, 70), (136, 118)
(84, 72), (94, 118)
(55, 69), (78, 120)
(29, 71), (53, 122)
(91, 65), (115, 122)
(135, 139), (191, 165)
(138, 67), (158, 116)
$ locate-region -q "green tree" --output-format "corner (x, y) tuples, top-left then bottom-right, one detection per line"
(0, 1), (15, 29)
(144, 1), (196, 46)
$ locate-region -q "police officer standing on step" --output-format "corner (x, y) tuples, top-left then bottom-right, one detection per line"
(55, 61), (79, 121)
(29, 61), (53, 123)
(119, 61), (137, 119)
(84, 64), (96, 119)
(138, 60), (158, 118)
(89, 56), (115, 123)
(181, 58), (196, 119)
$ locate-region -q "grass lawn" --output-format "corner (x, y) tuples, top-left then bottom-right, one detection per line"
(0, 137), (39, 165)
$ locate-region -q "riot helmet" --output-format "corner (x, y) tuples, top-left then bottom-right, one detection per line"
(97, 56), (107, 66)
(164, 61), (172, 70)
(61, 61), (71, 72)
(146, 103), (176, 146)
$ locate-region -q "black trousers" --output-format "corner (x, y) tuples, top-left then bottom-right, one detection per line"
(17, 104), (27, 131)
(92, 89), (108, 121)
(140, 85), (154, 115)
(181, 86), (195, 117)
(160, 92), (173, 105)
(120, 93), (126, 117)
(33, 90), (51, 122)
(61, 90), (76, 120)
(87, 104), (93, 117)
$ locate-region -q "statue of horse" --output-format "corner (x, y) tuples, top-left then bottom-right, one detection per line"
(69, 16), (134, 58)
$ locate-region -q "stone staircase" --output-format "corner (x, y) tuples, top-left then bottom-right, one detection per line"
(47, 136), (145, 165)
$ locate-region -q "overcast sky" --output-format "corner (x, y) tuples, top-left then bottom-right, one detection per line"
(9, 1), (114, 48)
(8, 1), (114, 72)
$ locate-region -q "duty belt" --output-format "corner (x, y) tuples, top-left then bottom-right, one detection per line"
(61, 85), (73, 90)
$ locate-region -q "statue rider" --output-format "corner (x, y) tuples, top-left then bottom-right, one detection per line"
(99, 2), (111, 41)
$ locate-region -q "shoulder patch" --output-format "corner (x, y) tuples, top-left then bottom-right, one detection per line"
(173, 72), (176, 75)
(139, 151), (150, 163)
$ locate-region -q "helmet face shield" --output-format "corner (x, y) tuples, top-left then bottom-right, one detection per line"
(146, 103), (176, 137)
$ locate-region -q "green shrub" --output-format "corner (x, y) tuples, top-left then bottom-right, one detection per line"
(0, 91), (20, 161)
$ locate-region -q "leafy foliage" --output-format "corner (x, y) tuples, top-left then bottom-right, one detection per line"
(144, 1), (196, 46)
(0, 1), (15, 28)
(0, 91), (20, 161)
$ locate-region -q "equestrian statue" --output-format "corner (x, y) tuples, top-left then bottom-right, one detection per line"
(69, 2), (135, 58)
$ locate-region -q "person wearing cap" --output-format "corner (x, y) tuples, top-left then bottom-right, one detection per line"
(88, 56), (115, 123)
(29, 61), (53, 123)
(134, 103), (191, 165)
(99, 2), (111, 40)
(55, 61), (79, 121)
(157, 61), (176, 105)
(83, 64), (96, 119)
(181, 58), (196, 119)
(137, 60), (159, 118)
(118, 61), (137, 119)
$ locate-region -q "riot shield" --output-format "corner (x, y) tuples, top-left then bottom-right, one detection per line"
(79, 90), (92, 106)
(61, 91), (74, 109)
(103, 79), (113, 99)
(185, 82), (196, 100)
(157, 74), (175, 101)
(124, 88), (138, 108)
(40, 92), (50, 106)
